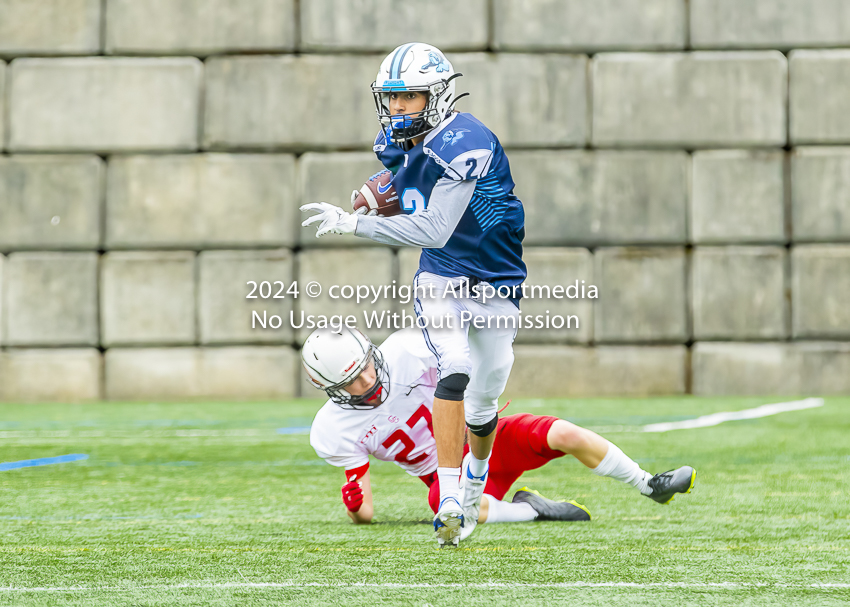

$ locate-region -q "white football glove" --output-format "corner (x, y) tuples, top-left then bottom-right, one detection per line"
(300, 202), (359, 237)
(350, 189), (377, 216)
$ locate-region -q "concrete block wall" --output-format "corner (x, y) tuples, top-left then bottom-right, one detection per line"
(493, 0), (687, 52)
(301, 0), (489, 52)
(100, 251), (196, 346)
(592, 52), (788, 147)
(8, 58), (202, 152)
(691, 151), (785, 244)
(0, 155), (103, 250)
(3, 252), (99, 346)
(105, 0), (297, 56)
(791, 148), (850, 241)
(690, 0), (850, 50)
(0, 0), (101, 56)
(691, 247), (787, 340)
(106, 154), (298, 248)
(789, 51), (850, 144)
(513, 151), (689, 246)
(1, 0), (849, 400)
(198, 249), (294, 345)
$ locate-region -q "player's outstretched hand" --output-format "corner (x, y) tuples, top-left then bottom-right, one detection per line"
(300, 202), (358, 237)
(341, 479), (364, 512)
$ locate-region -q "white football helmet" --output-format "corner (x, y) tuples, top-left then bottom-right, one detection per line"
(372, 42), (467, 144)
(301, 327), (390, 409)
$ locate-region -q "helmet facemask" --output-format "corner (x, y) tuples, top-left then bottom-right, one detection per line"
(323, 345), (391, 410)
(372, 76), (462, 145)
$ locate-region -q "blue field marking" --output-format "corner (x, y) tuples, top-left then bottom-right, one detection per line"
(0, 454), (89, 472)
(276, 427), (311, 435)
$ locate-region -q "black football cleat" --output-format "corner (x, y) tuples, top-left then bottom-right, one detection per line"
(511, 487), (591, 521)
(646, 466), (696, 504)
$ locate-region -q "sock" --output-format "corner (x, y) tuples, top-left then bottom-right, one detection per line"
(437, 467), (461, 507)
(466, 452), (490, 480)
(591, 440), (653, 495)
(483, 495), (537, 524)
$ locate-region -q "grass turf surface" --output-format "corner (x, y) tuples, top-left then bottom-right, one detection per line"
(1, 396), (848, 606)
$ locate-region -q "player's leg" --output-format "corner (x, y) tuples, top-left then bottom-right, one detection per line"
(546, 420), (696, 503)
(546, 420), (612, 469)
(461, 297), (520, 531)
(467, 493), (584, 526)
(482, 413), (591, 523)
(428, 480), (537, 524)
(479, 494), (537, 524)
(413, 272), (472, 546)
(548, 420), (652, 492)
(432, 389), (466, 542)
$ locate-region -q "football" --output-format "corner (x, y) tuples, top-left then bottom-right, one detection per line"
(352, 169), (402, 217)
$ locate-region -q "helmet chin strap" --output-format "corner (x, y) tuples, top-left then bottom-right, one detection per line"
(365, 384), (383, 403)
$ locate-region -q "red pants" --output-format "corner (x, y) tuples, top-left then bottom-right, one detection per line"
(425, 413), (564, 513)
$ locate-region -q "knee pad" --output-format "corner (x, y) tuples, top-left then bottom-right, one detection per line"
(467, 414), (498, 437)
(434, 373), (469, 401)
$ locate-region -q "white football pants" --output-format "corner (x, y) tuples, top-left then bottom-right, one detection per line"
(412, 271), (519, 426)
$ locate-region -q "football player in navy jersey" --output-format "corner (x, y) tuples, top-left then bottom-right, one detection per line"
(302, 42), (526, 547)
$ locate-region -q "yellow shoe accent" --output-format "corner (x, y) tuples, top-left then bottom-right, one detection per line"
(663, 470), (697, 504)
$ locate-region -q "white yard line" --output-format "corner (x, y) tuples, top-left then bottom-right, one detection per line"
(642, 398), (825, 433)
(1, 581), (848, 593)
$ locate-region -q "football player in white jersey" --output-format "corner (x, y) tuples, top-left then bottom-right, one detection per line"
(302, 41), (529, 547)
(302, 327), (697, 538)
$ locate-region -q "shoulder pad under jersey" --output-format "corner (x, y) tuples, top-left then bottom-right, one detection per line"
(423, 113), (495, 181)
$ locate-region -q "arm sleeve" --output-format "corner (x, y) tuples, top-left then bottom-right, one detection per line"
(354, 177), (476, 248)
(310, 417), (369, 471)
(344, 462), (370, 481)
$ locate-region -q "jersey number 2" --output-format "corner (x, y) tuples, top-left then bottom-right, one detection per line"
(401, 187), (425, 213)
(381, 405), (433, 465)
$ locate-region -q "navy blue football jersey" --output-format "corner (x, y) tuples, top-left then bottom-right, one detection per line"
(373, 112), (527, 294)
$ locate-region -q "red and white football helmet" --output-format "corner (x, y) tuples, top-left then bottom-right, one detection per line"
(301, 327), (390, 409)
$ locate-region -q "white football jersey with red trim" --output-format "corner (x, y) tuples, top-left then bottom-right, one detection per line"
(309, 329), (440, 478)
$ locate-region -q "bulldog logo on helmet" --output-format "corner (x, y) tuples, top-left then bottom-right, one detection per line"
(420, 51), (450, 73)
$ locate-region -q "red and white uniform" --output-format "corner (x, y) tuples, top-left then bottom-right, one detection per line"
(310, 329), (564, 510)
(310, 329), (440, 481)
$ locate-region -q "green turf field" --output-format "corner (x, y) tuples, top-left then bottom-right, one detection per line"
(1, 396), (848, 606)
